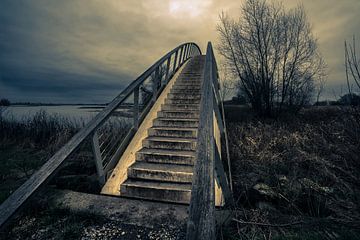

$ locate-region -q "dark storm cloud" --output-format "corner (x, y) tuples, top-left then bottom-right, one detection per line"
(0, 0), (359, 103)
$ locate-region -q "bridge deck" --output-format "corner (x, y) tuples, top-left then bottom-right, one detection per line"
(101, 56), (223, 205)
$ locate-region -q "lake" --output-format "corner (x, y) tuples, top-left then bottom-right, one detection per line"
(1, 105), (103, 123)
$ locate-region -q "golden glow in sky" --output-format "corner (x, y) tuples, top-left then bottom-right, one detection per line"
(169, 0), (211, 17)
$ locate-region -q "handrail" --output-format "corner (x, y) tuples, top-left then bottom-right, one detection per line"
(0, 42), (201, 228)
(186, 42), (233, 240)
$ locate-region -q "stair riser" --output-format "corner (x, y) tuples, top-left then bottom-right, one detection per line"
(170, 89), (201, 94)
(167, 93), (201, 100)
(165, 99), (200, 104)
(120, 185), (191, 204)
(148, 128), (197, 138)
(128, 168), (193, 183)
(153, 119), (198, 128)
(136, 152), (195, 165)
(171, 86), (201, 90)
(174, 84), (201, 88)
(158, 111), (199, 119)
(161, 104), (199, 111)
(143, 140), (196, 151)
(175, 80), (201, 84)
(178, 74), (202, 77)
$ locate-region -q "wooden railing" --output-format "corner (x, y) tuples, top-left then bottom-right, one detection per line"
(186, 42), (234, 240)
(0, 42), (201, 228)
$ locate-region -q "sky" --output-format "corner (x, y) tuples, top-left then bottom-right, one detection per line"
(0, 0), (359, 103)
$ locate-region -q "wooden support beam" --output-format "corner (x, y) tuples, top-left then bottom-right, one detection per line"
(214, 146), (234, 208)
(133, 86), (139, 130)
(173, 49), (179, 73)
(186, 42), (216, 240)
(91, 132), (106, 184)
(165, 57), (171, 83)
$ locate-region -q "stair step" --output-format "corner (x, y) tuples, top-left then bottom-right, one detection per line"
(143, 136), (197, 151)
(127, 162), (193, 183)
(120, 179), (192, 204)
(171, 85), (201, 90)
(149, 126), (198, 138)
(176, 79), (202, 84)
(161, 104), (199, 111)
(167, 93), (201, 100)
(165, 98), (200, 104)
(153, 118), (199, 128)
(136, 148), (196, 165)
(158, 110), (199, 119)
(170, 89), (201, 94)
(173, 81), (201, 88)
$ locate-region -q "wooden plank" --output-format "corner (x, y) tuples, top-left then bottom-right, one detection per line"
(91, 132), (106, 184)
(173, 49), (179, 73)
(213, 97), (225, 134)
(0, 42), (201, 228)
(165, 57), (171, 83)
(214, 146), (234, 207)
(133, 86), (139, 130)
(186, 42), (216, 240)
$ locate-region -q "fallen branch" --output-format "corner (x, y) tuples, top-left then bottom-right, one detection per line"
(232, 218), (304, 228)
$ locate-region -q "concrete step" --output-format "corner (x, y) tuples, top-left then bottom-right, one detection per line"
(153, 118), (199, 128)
(171, 85), (201, 90)
(120, 179), (192, 204)
(180, 73), (202, 76)
(127, 162), (193, 183)
(161, 104), (199, 111)
(136, 148), (196, 165)
(170, 89), (201, 94)
(158, 110), (199, 119)
(176, 79), (202, 84)
(149, 126), (198, 138)
(174, 83), (201, 87)
(143, 136), (197, 151)
(167, 93), (201, 100)
(165, 98), (200, 104)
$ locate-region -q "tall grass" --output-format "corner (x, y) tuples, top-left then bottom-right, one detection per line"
(224, 106), (360, 239)
(0, 110), (83, 149)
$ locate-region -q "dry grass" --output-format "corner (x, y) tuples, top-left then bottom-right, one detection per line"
(223, 106), (360, 239)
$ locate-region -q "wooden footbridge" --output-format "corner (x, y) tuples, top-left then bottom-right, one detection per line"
(0, 42), (234, 239)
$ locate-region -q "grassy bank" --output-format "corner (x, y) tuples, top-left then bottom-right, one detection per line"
(0, 111), (95, 203)
(223, 106), (360, 239)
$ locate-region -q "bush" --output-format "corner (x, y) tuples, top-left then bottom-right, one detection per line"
(0, 98), (10, 106)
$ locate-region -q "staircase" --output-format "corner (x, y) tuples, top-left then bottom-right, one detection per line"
(119, 56), (205, 204)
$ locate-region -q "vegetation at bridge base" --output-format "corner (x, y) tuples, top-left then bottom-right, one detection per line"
(221, 105), (360, 240)
(0, 110), (101, 204)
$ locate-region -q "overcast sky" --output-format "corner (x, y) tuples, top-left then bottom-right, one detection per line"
(0, 0), (359, 103)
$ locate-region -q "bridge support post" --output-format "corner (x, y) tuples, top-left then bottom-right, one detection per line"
(91, 131), (106, 184)
(152, 66), (160, 102)
(179, 46), (184, 66)
(165, 57), (171, 83)
(185, 44), (190, 60)
(173, 49), (179, 73)
(133, 86), (139, 130)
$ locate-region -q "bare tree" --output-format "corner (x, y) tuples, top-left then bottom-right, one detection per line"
(217, 0), (326, 116)
(315, 77), (326, 104)
(345, 36), (360, 93)
(218, 64), (237, 102)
